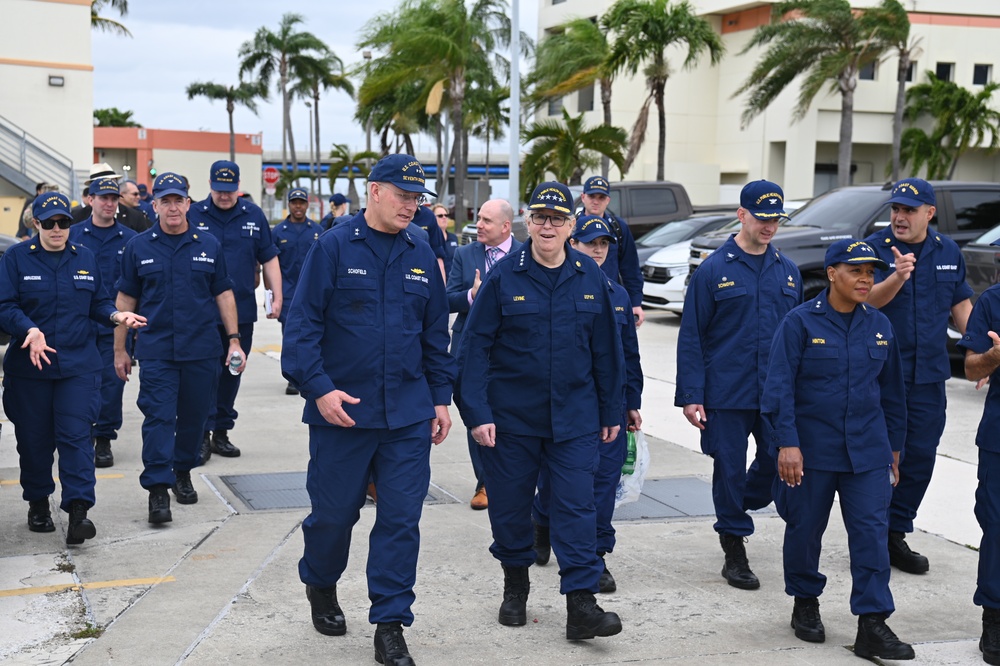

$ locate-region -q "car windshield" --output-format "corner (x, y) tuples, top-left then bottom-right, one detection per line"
(638, 218), (720, 247)
(971, 222), (1000, 246)
(783, 189), (889, 231)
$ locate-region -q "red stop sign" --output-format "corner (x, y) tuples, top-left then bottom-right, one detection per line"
(263, 166), (280, 185)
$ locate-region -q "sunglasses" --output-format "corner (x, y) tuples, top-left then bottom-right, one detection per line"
(39, 218), (73, 230)
(435, 213), (448, 218)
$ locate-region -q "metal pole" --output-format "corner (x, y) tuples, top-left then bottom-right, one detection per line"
(508, 0), (521, 211)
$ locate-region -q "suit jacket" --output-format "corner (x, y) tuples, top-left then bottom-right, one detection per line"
(446, 237), (522, 348)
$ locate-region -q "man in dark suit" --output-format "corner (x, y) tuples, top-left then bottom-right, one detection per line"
(447, 198), (520, 510)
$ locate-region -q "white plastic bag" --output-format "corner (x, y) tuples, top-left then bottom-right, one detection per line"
(615, 429), (650, 507)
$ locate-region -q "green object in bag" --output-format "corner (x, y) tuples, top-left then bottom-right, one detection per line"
(622, 431), (637, 475)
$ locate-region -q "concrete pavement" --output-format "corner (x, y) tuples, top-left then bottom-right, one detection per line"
(0, 306), (990, 665)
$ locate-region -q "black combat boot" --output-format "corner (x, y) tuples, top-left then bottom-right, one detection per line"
(498, 565), (529, 626)
(373, 621), (415, 666)
(211, 429), (241, 457)
(94, 437), (114, 468)
(533, 521), (551, 565)
(171, 470), (198, 504)
(27, 499), (55, 533)
(888, 531), (929, 574)
(199, 431), (212, 465)
(854, 613), (915, 660)
(982, 606), (1000, 665)
(66, 500), (96, 545)
(305, 585), (346, 636)
(598, 554), (616, 593)
(148, 485), (172, 524)
(790, 596), (825, 643)
(565, 589), (622, 640)
(719, 533), (760, 590)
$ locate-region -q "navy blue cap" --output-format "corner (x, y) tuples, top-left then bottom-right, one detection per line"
(287, 187), (308, 202)
(90, 177), (120, 197)
(583, 176), (611, 196)
(740, 180), (788, 220)
(368, 154), (436, 196)
(572, 215), (617, 243)
(824, 238), (889, 270)
(412, 205), (436, 230)
(137, 183), (148, 194)
(210, 160), (240, 192)
(32, 192), (72, 221)
(153, 172), (189, 199)
(886, 177), (935, 207)
(527, 181), (573, 215)
(330, 193), (348, 205)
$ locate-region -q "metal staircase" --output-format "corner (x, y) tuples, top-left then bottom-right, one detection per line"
(0, 113), (82, 198)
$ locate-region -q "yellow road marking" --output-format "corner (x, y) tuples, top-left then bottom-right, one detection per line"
(1, 474), (125, 486)
(0, 576), (175, 598)
(253, 344), (281, 353)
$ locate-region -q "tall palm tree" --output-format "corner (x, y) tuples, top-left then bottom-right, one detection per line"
(93, 107), (141, 127)
(186, 80), (268, 162)
(602, 0), (723, 181)
(328, 143), (380, 209)
(359, 0), (526, 223)
(876, 1), (915, 183)
(238, 13), (328, 175)
(467, 85), (510, 181)
(527, 17), (616, 178)
(901, 73), (1000, 179)
(91, 0), (130, 37)
(734, 0), (905, 187)
(520, 108), (627, 200)
(291, 53), (355, 196)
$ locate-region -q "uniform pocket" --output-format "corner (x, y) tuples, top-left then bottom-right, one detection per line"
(335, 276), (378, 327)
(713, 286), (748, 301)
(500, 301), (540, 341)
(402, 279), (430, 331)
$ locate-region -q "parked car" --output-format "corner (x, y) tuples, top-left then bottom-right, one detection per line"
(635, 213), (736, 266)
(961, 222), (1000, 305)
(459, 210), (529, 246)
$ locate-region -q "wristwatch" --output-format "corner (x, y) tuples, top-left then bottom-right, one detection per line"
(110, 311), (120, 325)
(227, 332), (242, 340)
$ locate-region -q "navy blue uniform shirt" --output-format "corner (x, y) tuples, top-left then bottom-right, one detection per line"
(608, 278), (642, 410)
(273, 216), (322, 323)
(188, 196), (279, 324)
(596, 212), (644, 308)
(957, 283), (1000, 454)
(117, 224), (234, 362)
(865, 227), (973, 384)
(675, 234), (802, 409)
(281, 212), (456, 430)
(458, 240), (624, 439)
(68, 219), (137, 337)
(762, 290), (907, 473)
(0, 239), (116, 379)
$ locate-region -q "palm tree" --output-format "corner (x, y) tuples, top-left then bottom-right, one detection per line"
(527, 17), (616, 178)
(602, 0), (723, 181)
(186, 80), (268, 162)
(91, 0), (130, 37)
(901, 73), (1000, 179)
(467, 85), (510, 181)
(734, 0), (905, 188)
(328, 144), (380, 209)
(238, 13), (328, 175)
(93, 107), (141, 127)
(520, 108), (627, 200)
(291, 53), (355, 196)
(877, 2), (916, 183)
(359, 0), (525, 223)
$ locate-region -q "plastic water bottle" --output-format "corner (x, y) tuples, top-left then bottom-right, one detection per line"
(228, 351), (244, 376)
(621, 431), (637, 475)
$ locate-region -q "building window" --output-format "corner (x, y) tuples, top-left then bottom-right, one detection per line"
(577, 84), (595, 113)
(547, 96), (563, 116)
(974, 64), (993, 85)
(936, 62), (955, 82)
(859, 61), (877, 80)
(902, 60), (916, 83)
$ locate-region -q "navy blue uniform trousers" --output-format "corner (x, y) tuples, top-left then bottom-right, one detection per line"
(703, 409), (775, 536)
(136, 359), (217, 489)
(976, 449), (1000, 609)
(4, 372), (100, 511)
(889, 381), (946, 533)
(93, 332), (128, 440)
(484, 431), (602, 594)
(774, 467), (894, 616)
(207, 322), (253, 432)
(299, 421), (431, 626)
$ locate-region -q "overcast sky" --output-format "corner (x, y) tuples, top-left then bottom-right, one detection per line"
(92, 1), (539, 158)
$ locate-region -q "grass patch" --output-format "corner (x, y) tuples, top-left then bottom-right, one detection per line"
(70, 623), (103, 640)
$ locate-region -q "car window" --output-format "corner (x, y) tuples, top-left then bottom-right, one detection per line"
(630, 188), (678, 217)
(862, 204), (893, 237)
(789, 189), (889, 231)
(637, 219), (703, 246)
(952, 190), (1000, 236)
(970, 222), (1000, 246)
(608, 190), (623, 216)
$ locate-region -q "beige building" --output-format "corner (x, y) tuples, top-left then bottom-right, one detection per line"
(537, 0), (1000, 203)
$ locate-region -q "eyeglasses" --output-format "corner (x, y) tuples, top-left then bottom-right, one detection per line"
(39, 218), (72, 230)
(382, 184), (426, 206)
(529, 213), (571, 227)
(435, 213), (448, 219)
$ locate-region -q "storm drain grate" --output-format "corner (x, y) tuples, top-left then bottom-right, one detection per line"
(612, 476), (776, 522)
(219, 472), (453, 511)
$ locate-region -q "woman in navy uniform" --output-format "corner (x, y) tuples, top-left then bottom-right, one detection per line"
(458, 182), (624, 641)
(762, 239), (913, 660)
(0, 192), (144, 545)
(531, 215), (642, 593)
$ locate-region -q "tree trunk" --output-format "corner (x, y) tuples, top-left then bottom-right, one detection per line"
(314, 90), (322, 202)
(601, 77), (613, 180)
(451, 72), (466, 225)
(892, 50), (909, 183)
(280, 60), (289, 174)
(348, 177), (359, 211)
(653, 77), (667, 181)
(838, 74), (856, 188)
(227, 99), (236, 163)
